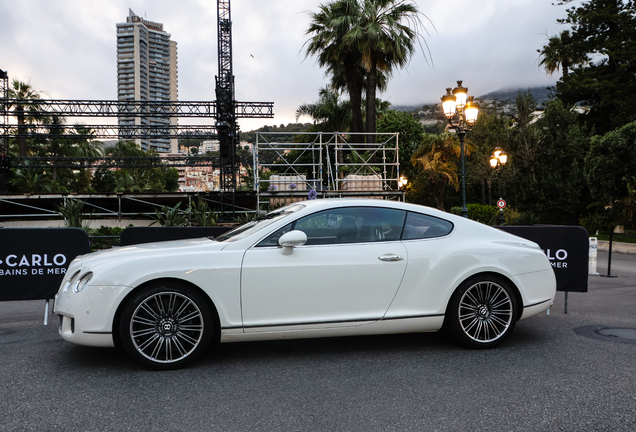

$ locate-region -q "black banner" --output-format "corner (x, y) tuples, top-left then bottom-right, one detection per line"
(120, 226), (233, 246)
(498, 226), (589, 292)
(0, 228), (90, 301)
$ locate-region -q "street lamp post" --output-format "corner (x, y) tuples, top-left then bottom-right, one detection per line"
(489, 147), (508, 225)
(441, 81), (479, 218)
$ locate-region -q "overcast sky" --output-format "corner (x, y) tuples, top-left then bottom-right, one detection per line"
(1, 0), (577, 131)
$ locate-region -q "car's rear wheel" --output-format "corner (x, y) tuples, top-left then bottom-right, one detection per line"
(447, 275), (517, 349)
(119, 282), (214, 370)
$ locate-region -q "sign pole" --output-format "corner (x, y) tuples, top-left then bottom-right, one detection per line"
(496, 199), (506, 225)
(44, 299), (50, 325)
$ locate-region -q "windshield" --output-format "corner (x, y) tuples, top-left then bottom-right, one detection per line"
(213, 204), (305, 243)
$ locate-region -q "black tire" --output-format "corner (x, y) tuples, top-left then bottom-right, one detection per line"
(119, 282), (215, 370)
(446, 274), (518, 349)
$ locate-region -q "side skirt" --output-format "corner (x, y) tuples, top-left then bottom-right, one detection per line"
(220, 315), (445, 343)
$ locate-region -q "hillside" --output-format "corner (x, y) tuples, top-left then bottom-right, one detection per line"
(397, 86), (554, 124)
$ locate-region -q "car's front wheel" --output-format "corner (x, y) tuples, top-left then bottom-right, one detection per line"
(119, 282), (215, 369)
(446, 275), (518, 349)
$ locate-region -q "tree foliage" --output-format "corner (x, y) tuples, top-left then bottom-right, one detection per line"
(545, 0), (636, 133)
(503, 95), (591, 224)
(585, 120), (636, 200)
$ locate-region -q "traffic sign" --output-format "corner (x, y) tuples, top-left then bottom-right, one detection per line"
(497, 199), (506, 209)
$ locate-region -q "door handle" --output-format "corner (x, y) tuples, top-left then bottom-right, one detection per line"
(378, 254), (404, 262)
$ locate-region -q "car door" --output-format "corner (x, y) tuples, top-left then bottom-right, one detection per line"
(240, 206), (408, 331)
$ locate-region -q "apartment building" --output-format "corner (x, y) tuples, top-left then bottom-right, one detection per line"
(116, 9), (178, 153)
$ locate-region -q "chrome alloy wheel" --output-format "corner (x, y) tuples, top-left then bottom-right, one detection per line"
(458, 281), (513, 343)
(129, 291), (205, 364)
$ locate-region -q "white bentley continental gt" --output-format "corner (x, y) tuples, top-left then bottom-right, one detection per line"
(54, 199), (556, 369)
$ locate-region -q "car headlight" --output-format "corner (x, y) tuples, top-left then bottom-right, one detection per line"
(72, 272), (93, 293)
(63, 271), (81, 293)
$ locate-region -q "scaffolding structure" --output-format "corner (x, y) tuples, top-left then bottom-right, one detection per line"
(0, 192), (258, 223)
(0, 70), (9, 192)
(0, 1), (273, 216)
(0, 99), (272, 118)
(254, 132), (403, 211)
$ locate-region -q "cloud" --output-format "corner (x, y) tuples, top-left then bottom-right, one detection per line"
(1, 0), (570, 130)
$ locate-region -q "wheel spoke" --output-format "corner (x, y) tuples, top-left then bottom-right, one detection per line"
(149, 336), (165, 360)
(154, 295), (167, 317)
(132, 327), (157, 338)
(177, 310), (201, 324)
(462, 316), (479, 334)
(464, 291), (480, 307)
(491, 297), (511, 310)
(484, 319), (500, 338)
(167, 293), (177, 316)
(137, 332), (161, 351)
(179, 324), (203, 332)
(171, 335), (189, 358)
(483, 283), (492, 305)
(139, 303), (160, 321)
(173, 299), (191, 320)
(175, 330), (200, 346)
(132, 315), (157, 327)
(490, 313), (511, 327)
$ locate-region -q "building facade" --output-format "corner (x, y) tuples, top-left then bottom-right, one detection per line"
(116, 9), (178, 153)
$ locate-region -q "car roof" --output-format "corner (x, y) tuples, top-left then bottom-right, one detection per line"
(297, 198), (450, 218)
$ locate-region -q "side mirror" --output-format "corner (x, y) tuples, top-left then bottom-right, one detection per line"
(278, 230), (307, 248)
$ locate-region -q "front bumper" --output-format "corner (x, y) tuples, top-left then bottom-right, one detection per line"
(54, 283), (130, 348)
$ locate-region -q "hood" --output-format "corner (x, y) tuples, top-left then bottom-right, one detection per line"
(80, 237), (225, 268)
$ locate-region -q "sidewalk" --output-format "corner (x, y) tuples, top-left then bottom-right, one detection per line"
(597, 240), (636, 254)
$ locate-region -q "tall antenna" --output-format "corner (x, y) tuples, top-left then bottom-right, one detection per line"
(215, 0), (238, 192)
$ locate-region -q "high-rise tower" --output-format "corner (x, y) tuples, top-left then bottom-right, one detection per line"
(116, 9), (178, 153)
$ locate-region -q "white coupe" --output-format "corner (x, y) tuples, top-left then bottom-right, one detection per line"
(54, 199), (556, 369)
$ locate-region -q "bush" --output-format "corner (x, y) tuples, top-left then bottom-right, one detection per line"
(150, 203), (190, 227)
(85, 225), (128, 251)
(579, 212), (605, 235)
(507, 211), (540, 226)
(467, 204), (499, 225)
(57, 199), (92, 229)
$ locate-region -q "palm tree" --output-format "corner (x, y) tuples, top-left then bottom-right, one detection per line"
(10, 169), (49, 193)
(6, 80), (43, 157)
(411, 133), (474, 210)
(304, 1), (365, 139)
(35, 114), (70, 182)
(537, 30), (587, 77)
(341, 0), (428, 137)
(69, 125), (102, 159)
(305, 0), (429, 139)
(296, 87), (352, 132)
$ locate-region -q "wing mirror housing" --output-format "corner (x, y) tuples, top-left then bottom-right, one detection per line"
(278, 230), (307, 248)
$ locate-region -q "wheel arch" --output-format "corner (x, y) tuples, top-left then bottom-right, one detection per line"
(112, 277), (221, 350)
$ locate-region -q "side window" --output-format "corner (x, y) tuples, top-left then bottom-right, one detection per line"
(295, 211), (340, 245)
(296, 207), (406, 245)
(401, 212), (453, 240)
(256, 223), (293, 247)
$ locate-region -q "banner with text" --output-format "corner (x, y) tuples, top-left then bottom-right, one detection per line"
(0, 228), (90, 301)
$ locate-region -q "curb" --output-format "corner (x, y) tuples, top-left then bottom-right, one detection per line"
(597, 240), (636, 255)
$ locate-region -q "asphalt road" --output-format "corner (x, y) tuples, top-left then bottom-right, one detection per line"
(1, 251), (635, 432)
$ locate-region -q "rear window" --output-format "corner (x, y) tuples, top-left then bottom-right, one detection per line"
(401, 212), (453, 240)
